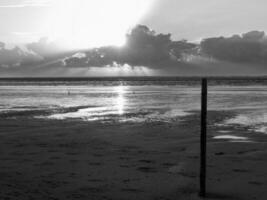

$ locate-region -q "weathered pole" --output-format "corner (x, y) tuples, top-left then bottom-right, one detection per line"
(200, 78), (207, 197)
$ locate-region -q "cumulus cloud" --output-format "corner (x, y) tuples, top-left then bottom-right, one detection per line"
(27, 37), (65, 58)
(0, 42), (42, 68)
(200, 31), (267, 63)
(62, 25), (197, 68)
(0, 37), (70, 69)
(61, 52), (88, 68)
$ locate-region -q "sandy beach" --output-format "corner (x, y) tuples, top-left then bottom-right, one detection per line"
(0, 111), (266, 200)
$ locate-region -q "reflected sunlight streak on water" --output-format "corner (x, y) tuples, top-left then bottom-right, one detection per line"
(115, 85), (127, 115)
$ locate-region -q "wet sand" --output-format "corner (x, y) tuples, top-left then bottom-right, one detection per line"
(0, 111), (267, 200)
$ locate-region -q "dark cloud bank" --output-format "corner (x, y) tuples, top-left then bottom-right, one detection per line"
(1, 25), (267, 76)
(201, 31), (267, 63)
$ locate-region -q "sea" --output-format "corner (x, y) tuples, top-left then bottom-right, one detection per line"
(1, 77), (267, 138)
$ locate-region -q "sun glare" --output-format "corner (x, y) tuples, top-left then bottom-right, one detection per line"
(115, 85), (127, 115)
(48, 0), (155, 50)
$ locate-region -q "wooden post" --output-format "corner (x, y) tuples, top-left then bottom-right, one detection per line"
(200, 78), (207, 197)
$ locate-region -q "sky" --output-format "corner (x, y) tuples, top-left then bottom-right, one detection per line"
(0, 0), (267, 76)
(1, 0), (267, 45)
(144, 0), (267, 41)
(0, 0), (155, 47)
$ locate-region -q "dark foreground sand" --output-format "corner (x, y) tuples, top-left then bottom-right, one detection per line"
(0, 111), (267, 200)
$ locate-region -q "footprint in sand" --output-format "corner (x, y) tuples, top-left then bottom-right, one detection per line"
(88, 179), (103, 183)
(137, 166), (157, 173)
(162, 162), (176, 167)
(139, 159), (155, 164)
(121, 188), (144, 193)
(93, 153), (104, 157)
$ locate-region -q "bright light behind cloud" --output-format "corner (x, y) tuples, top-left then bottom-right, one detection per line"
(48, 0), (155, 49)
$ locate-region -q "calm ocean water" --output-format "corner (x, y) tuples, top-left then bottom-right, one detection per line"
(1, 78), (267, 135)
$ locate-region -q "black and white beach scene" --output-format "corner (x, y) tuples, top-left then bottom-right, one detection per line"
(0, 1), (267, 199)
